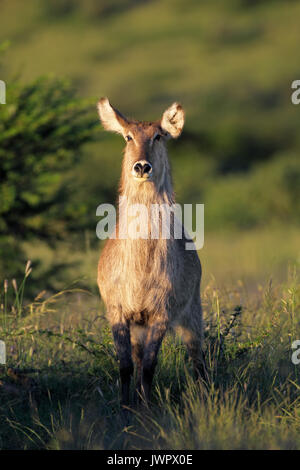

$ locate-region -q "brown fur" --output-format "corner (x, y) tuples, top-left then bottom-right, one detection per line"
(97, 98), (206, 409)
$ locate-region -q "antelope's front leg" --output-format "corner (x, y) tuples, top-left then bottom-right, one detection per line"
(112, 322), (133, 409)
(142, 321), (167, 405)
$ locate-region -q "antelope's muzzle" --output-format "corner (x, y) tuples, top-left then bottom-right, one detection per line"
(132, 160), (153, 180)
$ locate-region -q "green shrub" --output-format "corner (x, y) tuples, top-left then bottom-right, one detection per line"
(0, 73), (98, 280)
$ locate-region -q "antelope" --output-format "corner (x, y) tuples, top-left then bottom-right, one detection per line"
(97, 98), (206, 410)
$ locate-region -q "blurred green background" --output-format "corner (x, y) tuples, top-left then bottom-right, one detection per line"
(0, 0), (299, 293)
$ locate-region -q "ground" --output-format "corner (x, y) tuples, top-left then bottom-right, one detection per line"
(0, 227), (299, 449)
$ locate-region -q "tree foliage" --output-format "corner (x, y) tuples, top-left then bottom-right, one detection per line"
(0, 74), (98, 278)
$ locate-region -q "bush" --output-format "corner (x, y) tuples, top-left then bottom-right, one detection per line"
(0, 74), (98, 280)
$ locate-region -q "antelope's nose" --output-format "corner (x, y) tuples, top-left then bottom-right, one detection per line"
(132, 160), (152, 178)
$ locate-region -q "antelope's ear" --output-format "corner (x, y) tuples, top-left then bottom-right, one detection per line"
(97, 97), (128, 135)
(161, 102), (185, 138)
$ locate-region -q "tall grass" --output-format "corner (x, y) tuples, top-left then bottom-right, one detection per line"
(0, 256), (299, 449)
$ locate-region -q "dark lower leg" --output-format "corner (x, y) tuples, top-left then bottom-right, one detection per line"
(142, 322), (167, 405)
(112, 322), (133, 408)
(120, 364), (133, 407)
(132, 342), (144, 404)
(141, 363), (156, 404)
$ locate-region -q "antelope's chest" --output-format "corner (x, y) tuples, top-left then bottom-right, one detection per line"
(100, 239), (179, 314)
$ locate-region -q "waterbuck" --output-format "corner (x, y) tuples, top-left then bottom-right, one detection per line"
(97, 98), (206, 409)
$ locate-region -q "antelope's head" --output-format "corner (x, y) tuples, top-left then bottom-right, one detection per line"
(97, 98), (185, 196)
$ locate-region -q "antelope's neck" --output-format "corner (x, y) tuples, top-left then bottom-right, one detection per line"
(115, 181), (176, 241)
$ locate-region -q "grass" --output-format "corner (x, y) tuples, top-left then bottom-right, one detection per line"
(0, 230), (300, 449)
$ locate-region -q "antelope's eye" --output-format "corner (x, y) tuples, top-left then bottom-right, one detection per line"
(126, 135), (132, 142)
(154, 134), (161, 141)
